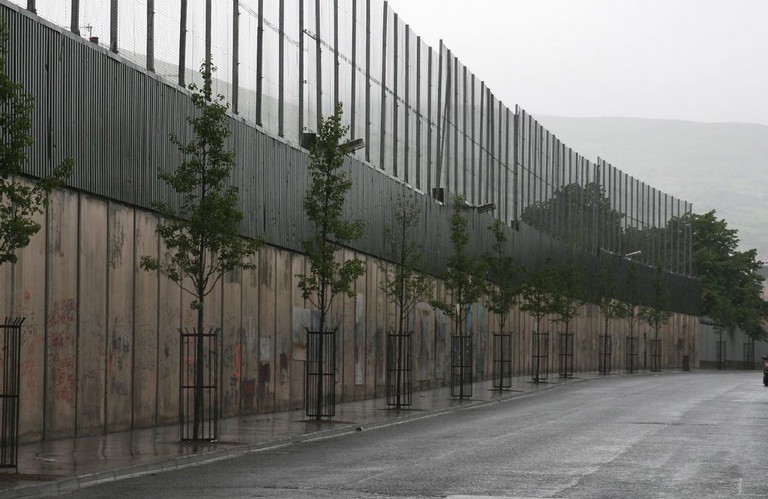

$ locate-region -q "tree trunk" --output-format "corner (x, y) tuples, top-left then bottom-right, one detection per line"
(194, 299), (205, 440)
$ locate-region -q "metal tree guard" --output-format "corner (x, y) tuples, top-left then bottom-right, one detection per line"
(179, 328), (220, 441)
(558, 332), (574, 378)
(650, 338), (662, 372)
(598, 334), (612, 375)
(626, 336), (639, 374)
(306, 330), (337, 418)
(532, 331), (549, 382)
(386, 331), (413, 407)
(492, 332), (513, 390)
(716, 340), (727, 370)
(743, 340), (754, 370)
(1, 317), (24, 469)
(451, 334), (473, 399)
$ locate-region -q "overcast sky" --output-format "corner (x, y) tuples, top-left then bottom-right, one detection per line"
(385, 0), (768, 125)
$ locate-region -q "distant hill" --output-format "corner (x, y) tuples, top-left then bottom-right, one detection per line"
(533, 115), (768, 260)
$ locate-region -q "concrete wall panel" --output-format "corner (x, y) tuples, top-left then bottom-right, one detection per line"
(76, 195), (108, 435)
(106, 202), (135, 431)
(375, 263), (388, 394)
(290, 254), (307, 406)
(132, 210), (158, 427)
(340, 251), (357, 401)
(415, 301), (433, 388)
(156, 248), (181, 425)
(13, 208), (47, 441)
(257, 247), (276, 412)
(274, 249), (292, 411)
(240, 264), (259, 414)
(364, 260), (378, 395)
(45, 190), (79, 438)
(221, 270), (242, 417)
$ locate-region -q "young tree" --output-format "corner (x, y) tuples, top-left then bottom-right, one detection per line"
(692, 210), (766, 340)
(297, 103), (365, 418)
(431, 195), (486, 398)
(485, 219), (521, 336)
(615, 263), (644, 372)
(0, 25), (72, 266)
(640, 262), (672, 370)
(594, 260), (624, 373)
(140, 62), (262, 440)
(484, 220), (522, 389)
(549, 257), (584, 377)
(519, 258), (557, 336)
(550, 258), (584, 333)
(379, 193), (432, 408)
(519, 258), (557, 381)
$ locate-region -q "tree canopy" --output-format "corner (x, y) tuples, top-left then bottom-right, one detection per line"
(0, 24), (72, 266)
(692, 210), (766, 340)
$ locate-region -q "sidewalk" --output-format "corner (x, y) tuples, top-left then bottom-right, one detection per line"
(0, 372), (607, 498)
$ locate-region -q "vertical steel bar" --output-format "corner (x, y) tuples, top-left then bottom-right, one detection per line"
(404, 25), (409, 183)
(379, 2), (387, 170)
(415, 35), (421, 188)
(452, 55), (457, 195)
(435, 41), (443, 191)
(478, 82), (484, 202)
(315, 0), (322, 127)
(365, 0), (371, 162)
(461, 66), (467, 198)
(147, 0), (155, 72)
(232, 0), (240, 114)
(426, 46), (432, 193)
(71, 0), (80, 35)
(110, 0), (118, 53)
(333, 0), (339, 110)
(392, 13), (398, 177)
(299, 0), (304, 138)
(178, 0), (188, 87)
(277, 0), (284, 134)
(470, 75), (476, 201)
(350, 0), (357, 139)
(256, 0), (264, 125)
(27, 0), (36, 13)
(512, 106), (518, 225)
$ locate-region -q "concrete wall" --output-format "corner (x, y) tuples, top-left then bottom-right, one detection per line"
(699, 321), (766, 370)
(2, 185), (699, 442)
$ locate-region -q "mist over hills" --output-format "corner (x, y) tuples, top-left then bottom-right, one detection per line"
(533, 115), (768, 261)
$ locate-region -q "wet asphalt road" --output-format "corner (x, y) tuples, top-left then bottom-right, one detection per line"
(66, 371), (768, 498)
